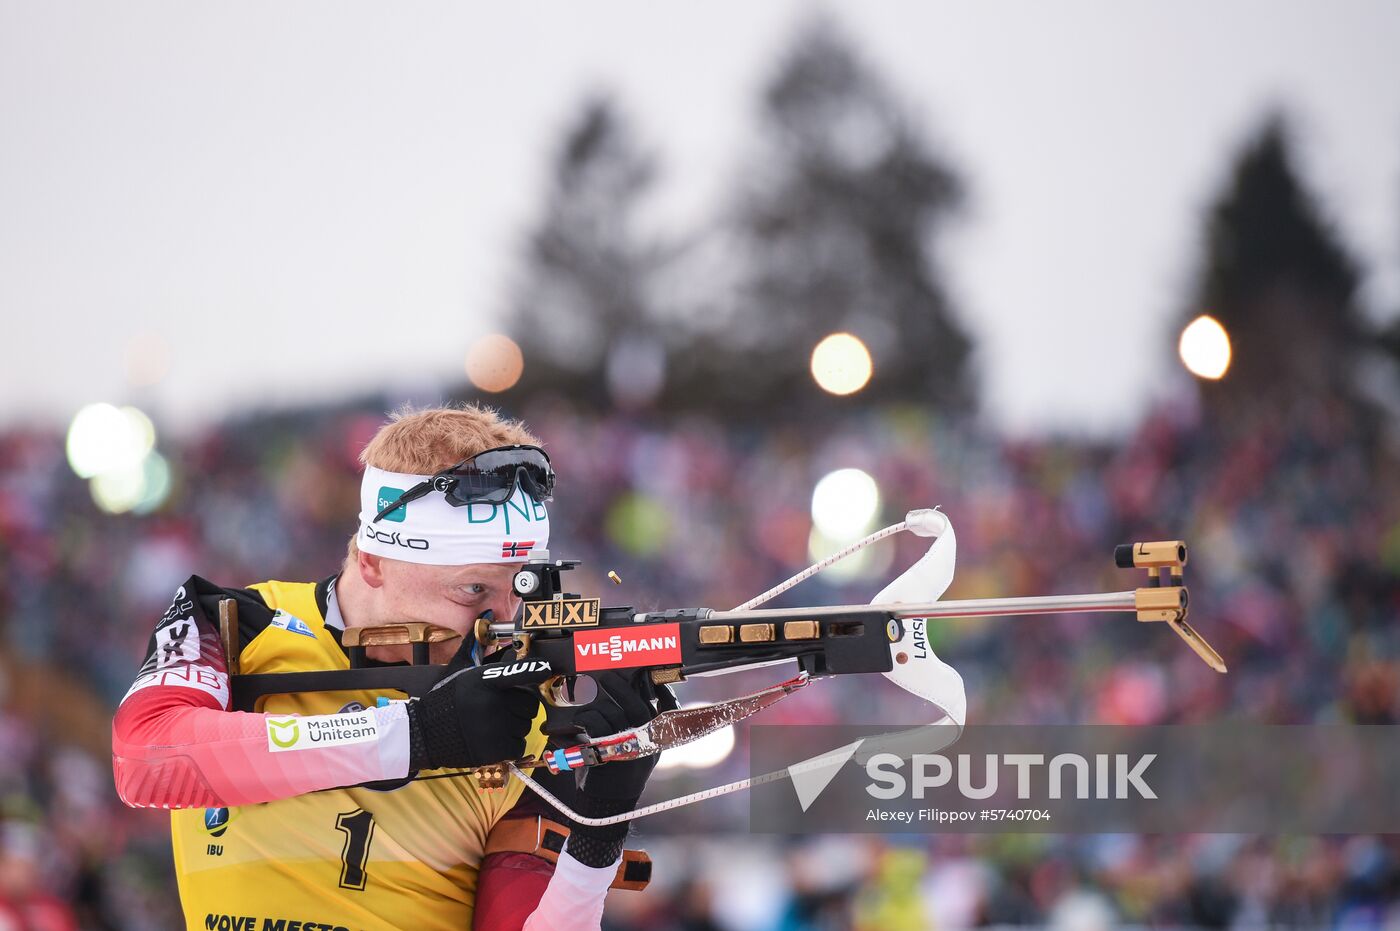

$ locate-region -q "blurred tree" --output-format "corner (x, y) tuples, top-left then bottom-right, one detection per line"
(1381, 184), (1400, 373)
(507, 96), (673, 408)
(1186, 115), (1366, 405)
(671, 18), (974, 412)
(1382, 316), (1400, 363)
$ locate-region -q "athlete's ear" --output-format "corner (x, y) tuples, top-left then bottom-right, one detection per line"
(358, 550), (386, 589)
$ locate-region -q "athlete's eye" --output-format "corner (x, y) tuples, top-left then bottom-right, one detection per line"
(465, 583), (486, 596)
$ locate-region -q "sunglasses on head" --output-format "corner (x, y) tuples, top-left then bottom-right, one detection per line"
(372, 444), (555, 523)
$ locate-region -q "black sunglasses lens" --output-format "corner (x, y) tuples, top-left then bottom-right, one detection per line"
(444, 448), (553, 504)
(443, 468), (553, 507)
(517, 467), (554, 500)
(444, 473), (516, 506)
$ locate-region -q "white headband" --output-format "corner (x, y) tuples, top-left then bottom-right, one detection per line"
(357, 465), (551, 566)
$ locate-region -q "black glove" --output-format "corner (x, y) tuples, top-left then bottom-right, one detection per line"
(406, 644), (553, 772)
(565, 669), (677, 867)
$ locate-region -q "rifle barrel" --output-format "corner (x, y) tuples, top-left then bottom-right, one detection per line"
(486, 590), (1142, 640)
(707, 590), (1139, 622)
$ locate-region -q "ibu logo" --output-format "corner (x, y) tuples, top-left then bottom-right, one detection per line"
(203, 807), (232, 838)
(377, 486), (407, 522)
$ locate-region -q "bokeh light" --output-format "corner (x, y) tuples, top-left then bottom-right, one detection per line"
(806, 525), (895, 582)
(465, 334), (525, 393)
(133, 451), (173, 514)
(604, 492), (671, 557)
(810, 332), (873, 396)
(90, 450), (173, 515)
(655, 707), (735, 771)
(90, 463), (146, 514)
(811, 467), (879, 540)
(66, 404), (156, 478)
(1179, 315), (1232, 380)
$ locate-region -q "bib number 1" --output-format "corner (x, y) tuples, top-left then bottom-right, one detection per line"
(335, 809), (375, 891)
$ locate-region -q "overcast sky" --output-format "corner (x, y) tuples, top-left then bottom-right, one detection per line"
(3, 1), (1398, 437)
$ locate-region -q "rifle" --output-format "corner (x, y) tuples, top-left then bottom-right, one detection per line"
(227, 511), (1222, 806)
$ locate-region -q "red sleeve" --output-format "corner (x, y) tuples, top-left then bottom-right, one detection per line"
(112, 576), (411, 809)
(474, 852), (555, 931)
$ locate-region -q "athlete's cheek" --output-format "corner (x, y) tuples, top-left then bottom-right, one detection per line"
(438, 599), (478, 632)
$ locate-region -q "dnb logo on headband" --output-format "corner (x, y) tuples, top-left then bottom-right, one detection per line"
(359, 465), (550, 565)
(377, 486), (408, 523)
(468, 497), (548, 535)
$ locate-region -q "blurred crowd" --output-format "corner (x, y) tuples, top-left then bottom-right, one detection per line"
(0, 387), (1398, 929)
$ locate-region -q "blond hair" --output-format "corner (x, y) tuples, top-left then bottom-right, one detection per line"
(348, 403), (541, 560)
